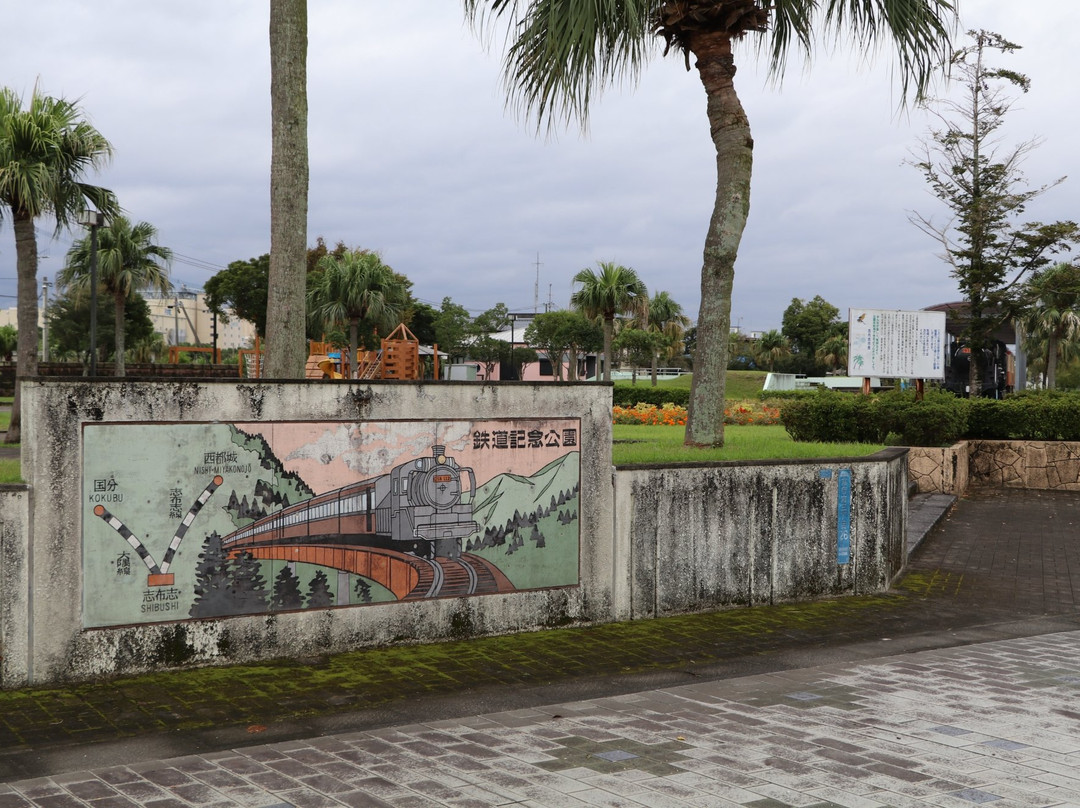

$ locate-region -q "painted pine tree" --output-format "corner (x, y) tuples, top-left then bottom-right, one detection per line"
(271, 565), (304, 610)
(307, 570), (333, 608)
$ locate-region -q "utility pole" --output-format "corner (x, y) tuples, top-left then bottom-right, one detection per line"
(211, 310), (219, 362)
(41, 276), (50, 361)
(534, 253), (541, 313)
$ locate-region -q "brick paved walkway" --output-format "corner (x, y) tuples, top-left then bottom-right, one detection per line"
(3, 629), (1080, 807)
(1, 487), (1079, 805)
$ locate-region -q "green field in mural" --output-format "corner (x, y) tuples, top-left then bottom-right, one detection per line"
(81, 419), (581, 628)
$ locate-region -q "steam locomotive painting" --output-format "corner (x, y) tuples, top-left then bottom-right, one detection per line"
(221, 444), (478, 560)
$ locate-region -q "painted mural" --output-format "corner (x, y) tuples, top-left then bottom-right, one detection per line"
(81, 419), (581, 628)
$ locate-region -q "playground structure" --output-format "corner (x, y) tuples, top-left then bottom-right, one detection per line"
(168, 346), (222, 364)
(240, 324), (436, 381)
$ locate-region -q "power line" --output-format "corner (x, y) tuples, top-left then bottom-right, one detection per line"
(171, 253), (226, 273)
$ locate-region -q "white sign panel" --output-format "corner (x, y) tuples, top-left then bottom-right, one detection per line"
(848, 309), (946, 380)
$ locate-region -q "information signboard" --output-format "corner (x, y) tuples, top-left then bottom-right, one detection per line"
(848, 309), (946, 380)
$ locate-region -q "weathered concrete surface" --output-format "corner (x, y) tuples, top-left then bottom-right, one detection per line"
(614, 450), (908, 619)
(7, 378), (912, 688)
(12, 379), (613, 687)
(907, 441), (969, 496)
(0, 484), (30, 686)
(970, 439), (1080, 490)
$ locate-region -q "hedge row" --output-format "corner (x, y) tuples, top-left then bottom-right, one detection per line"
(612, 386), (691, 407)
(780, 389), (1080, 446)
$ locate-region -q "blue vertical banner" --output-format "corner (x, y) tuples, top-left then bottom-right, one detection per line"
(836, 468), (852, 565)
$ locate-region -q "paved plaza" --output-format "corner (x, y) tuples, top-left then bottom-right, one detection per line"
(3, 630), (1080, 807)
(0, 486), (1078, 806)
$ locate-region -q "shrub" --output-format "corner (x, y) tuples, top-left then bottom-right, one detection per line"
(781, 388), (965, 446)
(612, 386), (690, 407)
(893, 402), (967, 446)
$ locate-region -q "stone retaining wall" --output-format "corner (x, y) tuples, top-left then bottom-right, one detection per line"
(1, 379), (909, 687)
(907, 443), (970, 497)
(907, 439), (1080, 493)
(969, 440), (1080, 490)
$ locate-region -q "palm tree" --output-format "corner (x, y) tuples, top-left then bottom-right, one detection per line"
(59, 216), (173, 377)
(816, 334), (849, 374)
(265, 0), (309, 378)
(1019, 262), (1080, 390)
(570, 262), (649, 382)
(756, 329), (790, 372)
(647, 290), (691, 386)
(0, 86), (118, 443)
(465, 0), (954, 445)
(307, 250), (408, 377)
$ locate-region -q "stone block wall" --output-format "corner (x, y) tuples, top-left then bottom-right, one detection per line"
(969, 440), (1080, 490)
(907, 443), (970, 496)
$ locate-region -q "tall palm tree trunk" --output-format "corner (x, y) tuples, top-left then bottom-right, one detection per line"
(349, 318), (359, 379)
(113, 292), (127, 377)
(1046, 333), (1059, 390)
(686, 32), (752, 447)
(265, 0), (309, 378)
(9, 213), (39, 444)
(602, 317), (613, 382)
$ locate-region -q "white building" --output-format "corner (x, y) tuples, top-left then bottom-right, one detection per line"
(144, 290), (256, 350)
(2, 290), (257, 353)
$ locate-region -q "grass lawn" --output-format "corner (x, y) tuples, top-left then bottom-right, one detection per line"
(0, 459), (19, 484)
(0, 409), (9, 433)
(613, 424), (883, 465)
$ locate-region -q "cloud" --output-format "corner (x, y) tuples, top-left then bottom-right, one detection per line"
(3, 0), (1078, 334)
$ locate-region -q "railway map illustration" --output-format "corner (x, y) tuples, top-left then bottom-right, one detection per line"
(81, 419), (581, 628)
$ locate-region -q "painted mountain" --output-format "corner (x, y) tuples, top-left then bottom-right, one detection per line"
(465, 451), (580, 589)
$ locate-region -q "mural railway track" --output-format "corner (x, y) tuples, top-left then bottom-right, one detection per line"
(227, 542), (514, 601)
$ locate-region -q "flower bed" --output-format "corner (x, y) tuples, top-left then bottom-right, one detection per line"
(613, 401), (781, 426)
(613, 403), (687, 426)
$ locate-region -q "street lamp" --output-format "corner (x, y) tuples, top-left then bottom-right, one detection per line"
(41, 275), (50, 362)
(78, 210), (106, 376)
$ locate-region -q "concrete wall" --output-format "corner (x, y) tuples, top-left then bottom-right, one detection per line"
(0, 364), (240, 396)
(7, 379), (613, 687)
(615, 452), (908, 618)
(0, 484), (30, 686)
(2, 379), (908, 687)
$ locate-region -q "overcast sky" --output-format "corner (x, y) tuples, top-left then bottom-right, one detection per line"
(2, 2), (1077, 334)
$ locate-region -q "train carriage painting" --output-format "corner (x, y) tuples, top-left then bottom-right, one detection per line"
(80, 419), (582, 628)
(221, 444), (479, 561)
